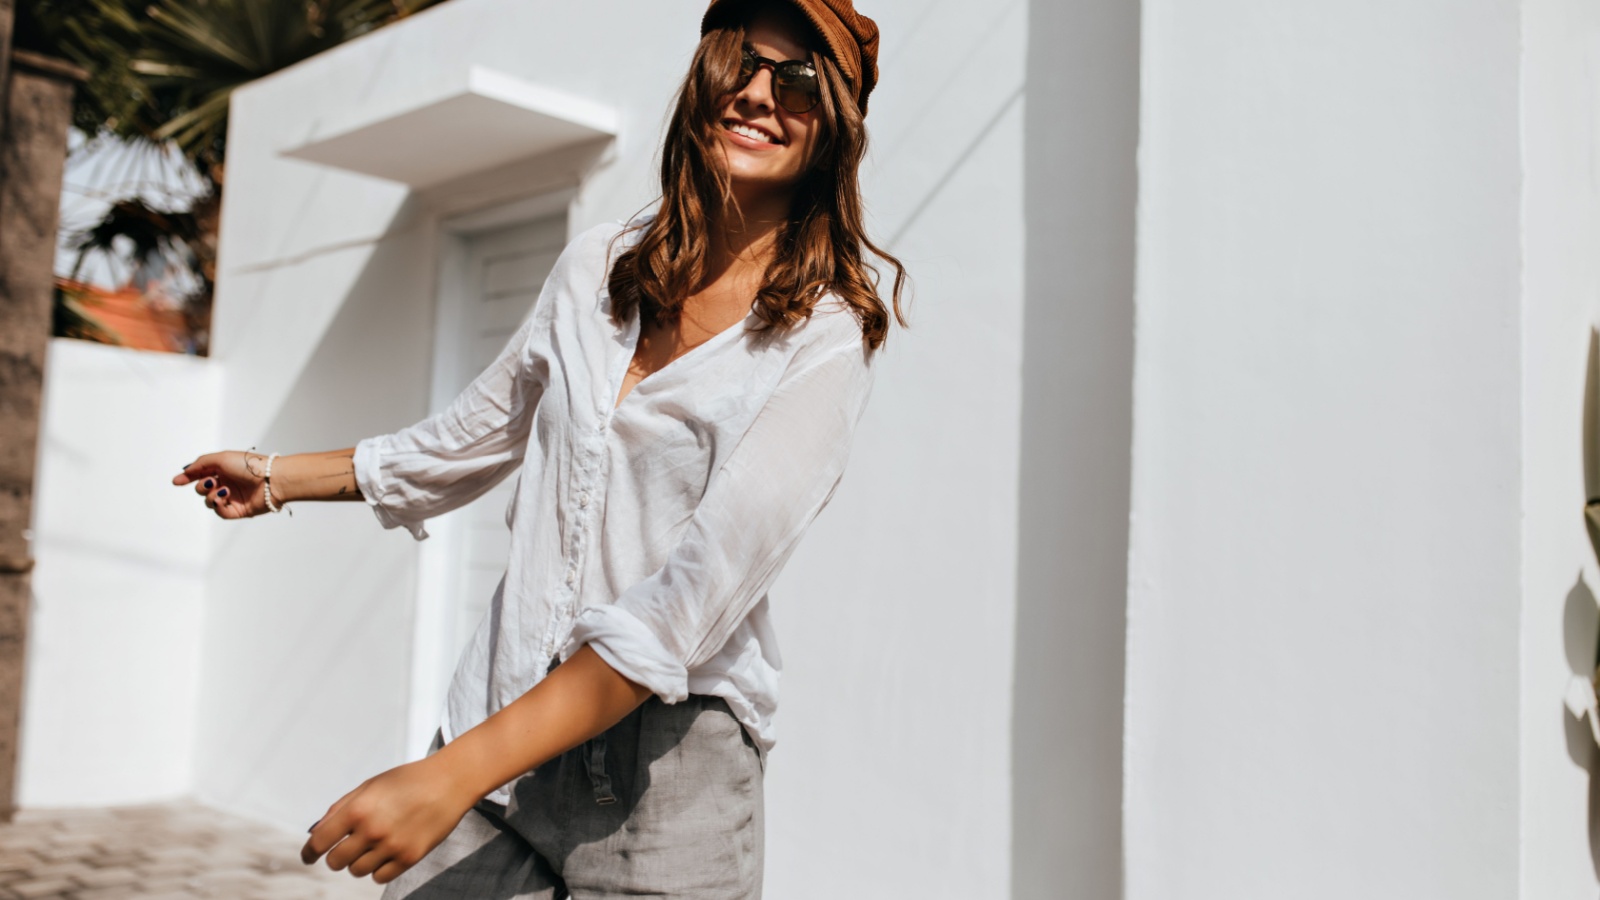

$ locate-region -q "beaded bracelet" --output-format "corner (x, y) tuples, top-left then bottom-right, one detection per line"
(263, 453), (283, 514)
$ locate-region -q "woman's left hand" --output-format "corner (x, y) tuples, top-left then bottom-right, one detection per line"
(300, 756), (479, 884)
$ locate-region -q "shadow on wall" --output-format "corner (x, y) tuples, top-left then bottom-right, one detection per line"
(1011, 0), (1138, 897)
(1561, 573), (1600, 879)
(193, 193), (440, 825)
(1574, 329), (1600, 877)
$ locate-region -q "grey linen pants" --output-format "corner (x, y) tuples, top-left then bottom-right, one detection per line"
(379, 695), (765, 899)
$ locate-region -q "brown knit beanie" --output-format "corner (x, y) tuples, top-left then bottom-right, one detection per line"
(701, 0), (881, 115)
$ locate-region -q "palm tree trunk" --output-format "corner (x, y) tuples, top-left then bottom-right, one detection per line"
(0, 42), (84, 821)
(0, 2), (13, 126)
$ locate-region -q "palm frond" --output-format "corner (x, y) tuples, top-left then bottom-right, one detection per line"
(67, 196), (204, 281)
(151, 89), (233, 156)
(146, 2), (267, 73)
(52, 285), (125, 347)
(128, 60), (206, 79)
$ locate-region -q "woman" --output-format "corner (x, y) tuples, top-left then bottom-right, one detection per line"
(172, 0), (904, 895)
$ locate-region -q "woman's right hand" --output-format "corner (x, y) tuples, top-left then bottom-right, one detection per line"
(172, 451), (271, 519)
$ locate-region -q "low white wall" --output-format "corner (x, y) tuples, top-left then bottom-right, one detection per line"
(1520, 0), (1600, 894)
(1126, 2), (1523, 897)
(19, 338), (217, 806)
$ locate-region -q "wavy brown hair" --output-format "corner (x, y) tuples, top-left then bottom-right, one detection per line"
(606, 16), (907, 351)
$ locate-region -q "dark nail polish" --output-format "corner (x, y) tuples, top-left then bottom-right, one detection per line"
(218, 487), (228, 498)
(203, 479), (214, 489)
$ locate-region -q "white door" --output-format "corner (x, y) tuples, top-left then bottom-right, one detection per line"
(409, 210), (567, 754)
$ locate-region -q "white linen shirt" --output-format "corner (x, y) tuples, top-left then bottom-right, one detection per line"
(352, 217), (875, 800)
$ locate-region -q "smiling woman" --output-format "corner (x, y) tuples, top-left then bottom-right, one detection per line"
(170, 0), (906, 896)
(716, 16), (825, 196)
(608, 0), (903, 390)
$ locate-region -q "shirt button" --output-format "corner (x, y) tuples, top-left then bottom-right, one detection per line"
(565, 566), (577, 587)
(578, 492), (590, 509)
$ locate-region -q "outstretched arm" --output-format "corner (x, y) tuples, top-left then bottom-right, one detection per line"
(171, 448), (363, 519)
(299, 645), (650, 884)
(172, 225), (588, 528)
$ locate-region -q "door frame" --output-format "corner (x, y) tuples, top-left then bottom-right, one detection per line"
(405, 188), (576, 757)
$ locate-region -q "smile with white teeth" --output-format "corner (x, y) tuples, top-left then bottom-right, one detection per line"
(726, 121), (780, 144)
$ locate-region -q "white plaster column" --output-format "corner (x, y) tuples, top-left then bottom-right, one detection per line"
(1125, 2), (1523, 897)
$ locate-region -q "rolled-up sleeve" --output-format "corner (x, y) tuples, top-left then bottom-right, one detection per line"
(566, 334), (874, 701)
(353, 312), (547, 541)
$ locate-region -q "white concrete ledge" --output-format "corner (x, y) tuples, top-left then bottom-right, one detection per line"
(281, 66), (618, 188)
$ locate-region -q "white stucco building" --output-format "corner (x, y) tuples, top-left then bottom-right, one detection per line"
(21, 0), (1600, 896)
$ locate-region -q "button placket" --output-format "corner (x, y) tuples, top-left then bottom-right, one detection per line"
(563, 431), (604, 598)
(546, 401), (613, 672)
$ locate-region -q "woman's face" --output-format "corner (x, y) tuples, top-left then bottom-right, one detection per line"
(716, 10), (824, 200)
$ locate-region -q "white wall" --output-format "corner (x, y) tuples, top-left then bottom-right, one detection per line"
(203, 0), (1027, 894)
(20, 338), (216, 806)
(37, 0), (1596, 894)
(191, 220), (435, 826)
(1520, 0), (1600, 894)
(43, 0), (1600, 893)
(1126, 2), (1523, 897)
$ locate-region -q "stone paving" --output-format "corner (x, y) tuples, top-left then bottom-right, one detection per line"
(0, 801), (383, 899)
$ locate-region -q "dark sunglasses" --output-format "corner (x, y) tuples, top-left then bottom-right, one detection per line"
(738, 47), (821, 114)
